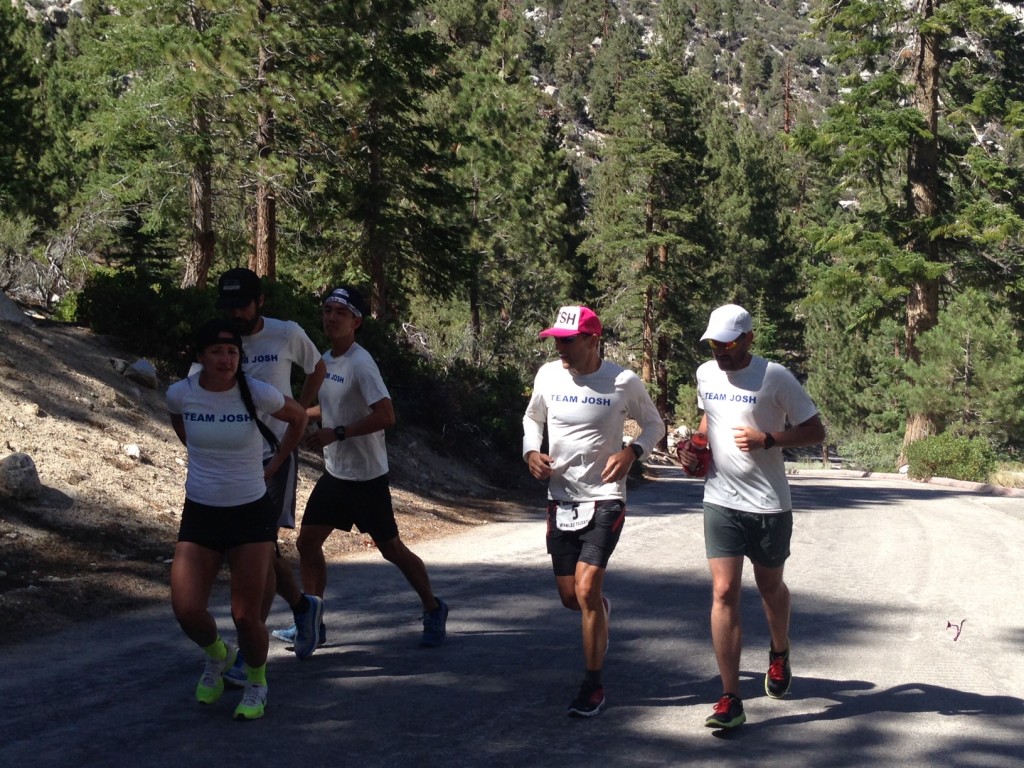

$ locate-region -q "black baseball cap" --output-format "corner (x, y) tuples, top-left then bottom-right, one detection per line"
(216, 268), (262, 309)
(193, 318), (243, 353)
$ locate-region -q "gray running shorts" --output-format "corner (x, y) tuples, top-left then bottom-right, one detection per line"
(703, 502), (792, 568)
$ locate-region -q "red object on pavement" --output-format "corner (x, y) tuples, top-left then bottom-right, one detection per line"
(678, 432), (711, 477)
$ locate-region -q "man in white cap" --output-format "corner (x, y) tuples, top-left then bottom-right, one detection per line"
(679, 303), (825, 729)
(523, 305), (665, 717)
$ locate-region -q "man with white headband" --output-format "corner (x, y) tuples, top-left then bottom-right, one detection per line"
(296, 286), (449, 653)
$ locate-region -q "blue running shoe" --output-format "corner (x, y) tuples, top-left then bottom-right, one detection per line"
(271, 624), (297, 643)
(420, 597), (449, 647)
(293, 595), (325, 659)
(224, 647), (246, 688)
(272, 622), (326, 645)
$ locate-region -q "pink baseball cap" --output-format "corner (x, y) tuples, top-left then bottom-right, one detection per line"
(538, 306), (603, 338)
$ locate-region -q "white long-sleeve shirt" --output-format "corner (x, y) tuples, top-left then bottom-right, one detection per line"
(523, 359), (665, 502)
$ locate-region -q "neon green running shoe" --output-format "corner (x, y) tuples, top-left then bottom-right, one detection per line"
(195, 646), (237, 705)
(233, 682), (268, 721)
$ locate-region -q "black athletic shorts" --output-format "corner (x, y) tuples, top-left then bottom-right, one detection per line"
(546, 499), (625, 576)
(264, 450), (298, 530)
(703, 502), (792, 568)
(177, 494), (278, 553)
(301, 472), (399, 544)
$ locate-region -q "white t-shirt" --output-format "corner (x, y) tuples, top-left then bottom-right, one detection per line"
(166, 373), (285, 506)
(523, 359), (666, 502)
(189, 317), (321, 456)
(696, 355), (819, 514)
(319, 343), (391, 481)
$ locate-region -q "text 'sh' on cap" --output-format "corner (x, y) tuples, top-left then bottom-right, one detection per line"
(700, 304), (752, 342)
(538, 306), (603, 338)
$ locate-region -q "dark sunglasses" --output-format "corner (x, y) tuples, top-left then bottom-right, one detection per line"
(708, 335), (745, 351)
(554, 333), (591, 345)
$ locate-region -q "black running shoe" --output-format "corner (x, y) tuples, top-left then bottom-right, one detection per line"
(705, 693), (746, 728)
(567, 681), (605, 717)
(765, 647), (791, 698)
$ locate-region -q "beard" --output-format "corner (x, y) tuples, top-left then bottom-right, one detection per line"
(229, 315), (260, 335)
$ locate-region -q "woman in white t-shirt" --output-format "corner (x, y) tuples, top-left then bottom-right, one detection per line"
(166, 319), (307, 721)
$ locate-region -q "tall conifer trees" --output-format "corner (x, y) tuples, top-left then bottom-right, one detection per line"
(808, 0), (1024, 456)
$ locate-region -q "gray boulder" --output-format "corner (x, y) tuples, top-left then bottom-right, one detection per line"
(0, 292), (31, 326)
(0, 453), (42, 500)
(124, 359), (159, 389)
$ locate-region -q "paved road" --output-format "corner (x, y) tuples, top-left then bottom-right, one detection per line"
(2, 469), (1022, 767)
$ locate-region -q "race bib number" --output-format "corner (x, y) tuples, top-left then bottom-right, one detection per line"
(555, 501), (596, 532)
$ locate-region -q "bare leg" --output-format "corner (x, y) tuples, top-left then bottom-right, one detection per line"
(227, 542), (275, 667)
(296, 524), (334, 598)
(377, 536), (438, 612)
(575, 562), (607, 671)
(753, 561), (790, 653)
(708, 556), (745, 695)
(170, 542), (224, 647)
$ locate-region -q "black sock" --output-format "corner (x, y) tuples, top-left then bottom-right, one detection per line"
(585, 669), (602, 687)
(292, 595), (309, 614)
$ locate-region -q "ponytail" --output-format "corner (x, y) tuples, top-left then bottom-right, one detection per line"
(237, 371), (281, 453)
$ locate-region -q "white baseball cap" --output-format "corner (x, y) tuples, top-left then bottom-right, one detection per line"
(700, 304), (752, 342)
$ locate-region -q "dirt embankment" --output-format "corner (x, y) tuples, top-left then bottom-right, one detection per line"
(0, 319), (534, 646)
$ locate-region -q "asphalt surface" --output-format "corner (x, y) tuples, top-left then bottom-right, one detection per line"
(2, 468), (1022, 768)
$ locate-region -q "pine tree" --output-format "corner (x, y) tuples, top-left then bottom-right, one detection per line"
(430, 3), (573, 363)
(0, 1), (44, 218)
(583, 60), (712, 426)
(808, 0), (1024, 457)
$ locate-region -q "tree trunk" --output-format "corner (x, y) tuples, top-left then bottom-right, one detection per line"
(180, 1), (214, 289)
(251, 0), (276, 279)
(368, 132), (386, 321)
(654, 242), (670, 451)
(641, 198), (655, 384)
(181, 104), (214, 289)
(900, 0), (942, 463)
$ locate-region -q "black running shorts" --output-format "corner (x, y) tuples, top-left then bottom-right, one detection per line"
(264, 450), (298, 530)
(546, 499), (625, 576)
(301, 472), (399, 544)
(177, 494), (278, 553)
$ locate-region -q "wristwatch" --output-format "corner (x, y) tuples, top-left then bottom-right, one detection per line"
(763, 432), (776, 450)
(333, 425), (347, 442)
(630, 443), (643, 459)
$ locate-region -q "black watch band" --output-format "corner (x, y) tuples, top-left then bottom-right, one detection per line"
(630, 442), (643, 460)
(763, 433), (776, 450)
(334, 425), (347, 442)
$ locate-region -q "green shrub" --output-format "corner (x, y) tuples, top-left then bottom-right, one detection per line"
(673, 383), (700, 430)
(906, 433), (996, 483)
(52, 291), (78, 322)
(76, 267), (216, 375)
(838, 431), (903, 473)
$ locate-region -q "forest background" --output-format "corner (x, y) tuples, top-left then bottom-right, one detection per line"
(2, 0), (1024, 483)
